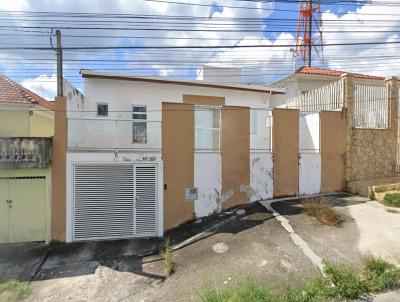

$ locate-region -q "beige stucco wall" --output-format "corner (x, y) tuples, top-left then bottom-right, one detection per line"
(221, 106), (250, 209)
(273, 108), (299, 197)
(320, 111), (346, 192)
(0, 104), (53, 137)
(162, 102), (195, 231)
(51, 97), (67, 241)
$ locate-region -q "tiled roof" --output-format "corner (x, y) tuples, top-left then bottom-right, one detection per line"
(295, 66), (385, 81)
(0, 75), (54, 111)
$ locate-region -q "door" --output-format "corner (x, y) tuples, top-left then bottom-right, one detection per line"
(9, 178), (46, 242)
(299, 112), (321, 195)
(0, 179), (9, 242)
(73, 163), (158, 241)
(0, 177), (46, 243)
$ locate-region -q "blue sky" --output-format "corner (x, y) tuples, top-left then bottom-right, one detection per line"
(0, 0), (398, 100)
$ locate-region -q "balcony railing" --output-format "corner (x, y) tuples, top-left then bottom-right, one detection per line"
(0, 137), (52, 168)
(67, 118), (161, 150)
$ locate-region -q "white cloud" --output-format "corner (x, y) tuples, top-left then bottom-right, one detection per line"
(321, 2), (400, 77)
(2, 0), (400, 93)
(21, 74), (57, 100)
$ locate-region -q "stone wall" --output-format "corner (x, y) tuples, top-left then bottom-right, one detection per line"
(343, 74), (398, 184)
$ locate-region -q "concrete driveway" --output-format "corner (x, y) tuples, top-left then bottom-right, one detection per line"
(1, 194), (400, 301)
(269, 195), (400, 268)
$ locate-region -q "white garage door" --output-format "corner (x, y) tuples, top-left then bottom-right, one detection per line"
(73, 163), (158, 241)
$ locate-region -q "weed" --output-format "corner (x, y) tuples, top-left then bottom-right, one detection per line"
(303, 198), (342, 226)
(362, 254), (400, 292)
(47, 239), (60, 252)
(383, 193), (400, 208)
(164, 250), (175, 276)
(322, 260), (367, 300)
(0, 279), (31, 302)
(231, 279), (273, 302)
(199, 284), (231, 302)
(199, 279), (273, 302)
(161, 238), (174, 276)
(198, 255), (400, 302)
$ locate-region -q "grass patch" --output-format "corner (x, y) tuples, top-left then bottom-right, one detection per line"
(303, 198), (342, 226)
(322, 261), (366, 300)
(199, 279), (274, 302)
(161, 238), (174, 276)
(362, 254), (400, 292)
(383, 193), (400, 208)
(0, 279), (31, 302)
(198, 256), (400, 302)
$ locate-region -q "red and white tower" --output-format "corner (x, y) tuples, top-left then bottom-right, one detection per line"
(295, 0), (323, 67)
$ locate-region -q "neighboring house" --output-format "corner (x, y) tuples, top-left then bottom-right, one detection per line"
(0, 75), (54, 244)
(51, 70), (286, 242)
(270, 66), (385, 107)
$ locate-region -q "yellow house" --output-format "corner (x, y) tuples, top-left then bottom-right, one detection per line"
(0, 75), (54, 244)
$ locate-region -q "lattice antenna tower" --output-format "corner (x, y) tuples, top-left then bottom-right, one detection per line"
(295, 0), (323, 67)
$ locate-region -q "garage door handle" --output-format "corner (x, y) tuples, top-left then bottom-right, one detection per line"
(5, 199), (12, 204)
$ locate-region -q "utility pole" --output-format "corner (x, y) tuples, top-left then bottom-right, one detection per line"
(308, 0), (312, 67)
(56, 29), (63, 97)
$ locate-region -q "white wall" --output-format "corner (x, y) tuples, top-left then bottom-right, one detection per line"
(273, 77), (338, 105)
(194, 152), (222, 218)
(64, 80), (85, 117)
(65, 151), (163, 242)
(198, 66), (242, 84)
(250, 152), (273, 201)
(299, 113), (320, 153)
(77, 78), (271, 121)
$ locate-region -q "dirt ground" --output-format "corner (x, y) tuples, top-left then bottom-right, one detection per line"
(2, 194), (399, 302)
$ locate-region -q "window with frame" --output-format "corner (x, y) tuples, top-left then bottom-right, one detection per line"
(97, 103), (108, 117)
(194, 106), (220, 150)
(132, 106), (147, 144)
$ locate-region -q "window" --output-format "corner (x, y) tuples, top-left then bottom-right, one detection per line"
(132, 106), (147, 144)
(195, 106), (220, 150)
(97, 103), (108, 117)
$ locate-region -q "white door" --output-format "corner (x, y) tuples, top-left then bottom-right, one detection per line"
(299, 113), (321, 195)
(73, 163), (158, 241)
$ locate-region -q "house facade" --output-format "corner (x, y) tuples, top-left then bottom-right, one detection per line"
(0, 75), (54, 244)
(51, 70), (350, 243)
(270, 66), (385, 107)
(51, 71), (292, 242)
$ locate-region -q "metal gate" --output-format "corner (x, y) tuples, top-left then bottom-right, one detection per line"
(73, 163), (158, 241)
(0, 177), (46, 243)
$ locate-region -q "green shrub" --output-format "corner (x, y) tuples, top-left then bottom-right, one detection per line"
(363, 254), (400, 292)
(383, 193), (400, 207)
(0, 279), (31, 302)
(321, 261), (367, 300)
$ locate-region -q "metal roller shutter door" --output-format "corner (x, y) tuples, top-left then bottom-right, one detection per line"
(73, 163), (157, 241)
